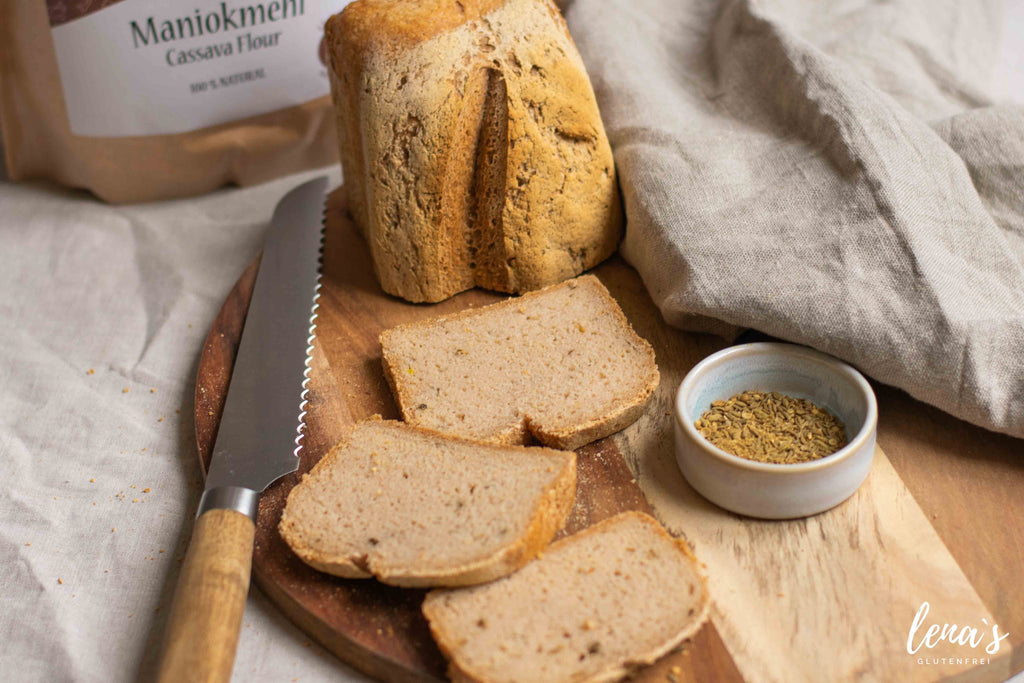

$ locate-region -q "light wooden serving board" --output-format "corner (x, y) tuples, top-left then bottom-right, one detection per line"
(195, 186), (1022, 683)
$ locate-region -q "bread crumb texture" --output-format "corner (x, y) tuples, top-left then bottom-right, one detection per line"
(423, 511), (709, 683)
(279, 420), (576, 587)
(325, 0), (623, 302)
(381, 275), (659, 450)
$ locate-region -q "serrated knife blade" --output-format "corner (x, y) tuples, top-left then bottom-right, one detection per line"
(203, 175), (327, 507)
(156, 177), (328, 683)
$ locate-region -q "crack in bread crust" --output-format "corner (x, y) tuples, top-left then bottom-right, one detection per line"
(325, 0), (623, 303)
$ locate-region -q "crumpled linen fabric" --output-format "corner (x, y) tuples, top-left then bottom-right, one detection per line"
(0, 169), (370, 682)
(566, 0), (1024, 438)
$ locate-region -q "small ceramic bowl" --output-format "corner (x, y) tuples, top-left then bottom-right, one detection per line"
(674, 342), (877, 519)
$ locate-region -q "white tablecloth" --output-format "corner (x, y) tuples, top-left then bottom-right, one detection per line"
(1, 3), (1022, 682)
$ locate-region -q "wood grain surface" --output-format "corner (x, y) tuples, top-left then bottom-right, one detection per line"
(156, 508), (255, 683)
(194, 186), (1022, 682)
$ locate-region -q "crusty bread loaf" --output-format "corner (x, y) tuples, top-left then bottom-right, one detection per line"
(423, 511), (710, 683)
(324, 0), (623, 303)
(380, 275), (659, 450)
(279, 419), (576, 587)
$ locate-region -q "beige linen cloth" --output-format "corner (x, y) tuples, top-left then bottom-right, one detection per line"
(0, 169), (370, 682)
(566, 0), (1024, 439)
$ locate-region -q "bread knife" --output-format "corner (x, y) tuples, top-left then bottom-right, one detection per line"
(156, 177), (327, 683)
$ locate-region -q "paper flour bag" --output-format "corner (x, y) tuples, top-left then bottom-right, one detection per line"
(0, 0), (351, 202)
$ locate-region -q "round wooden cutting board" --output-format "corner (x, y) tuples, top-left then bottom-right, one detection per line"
(193, 186), (744, 682)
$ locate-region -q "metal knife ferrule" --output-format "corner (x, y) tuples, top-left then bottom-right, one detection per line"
(197, 486), (260, 522)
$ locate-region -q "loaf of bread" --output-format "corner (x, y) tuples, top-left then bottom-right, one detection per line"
(423, 511), (710, 683)
(324, 0), (623, 303)
(278, 419), (576, 587)
(380, 275), (659, 450)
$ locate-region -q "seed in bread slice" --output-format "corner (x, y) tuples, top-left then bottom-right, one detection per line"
(379, 275), (659, 450)
(422, 511), (709, 683)
(278, 419), (576, 588)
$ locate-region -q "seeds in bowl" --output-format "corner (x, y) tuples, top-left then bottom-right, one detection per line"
(694, 391), (848, 464)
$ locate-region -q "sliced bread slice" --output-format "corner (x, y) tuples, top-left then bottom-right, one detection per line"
(278, 419), (576, 588)
(422, 511), (709, 683)
(379, 275), (659, 450)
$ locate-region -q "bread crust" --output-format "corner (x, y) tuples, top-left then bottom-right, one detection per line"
(278, 419), (577, 587)
(380, 275), (659, 450)
(422, 511), (711, 683)
(325, 0), (623, 303)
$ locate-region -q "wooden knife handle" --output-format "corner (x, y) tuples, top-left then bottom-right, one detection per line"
(156, 508), (255, 683)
